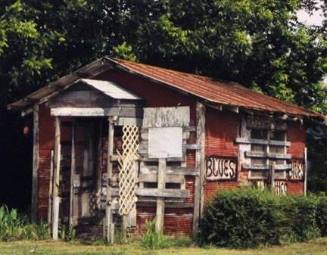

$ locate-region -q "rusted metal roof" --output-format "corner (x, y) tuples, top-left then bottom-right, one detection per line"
(8, 56), (325, 120)
(109, 58), (324, 119)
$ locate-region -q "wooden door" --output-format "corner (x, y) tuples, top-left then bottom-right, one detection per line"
(70, 120), (97, 226)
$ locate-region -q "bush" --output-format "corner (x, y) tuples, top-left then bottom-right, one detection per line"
(198, 188), (325, 248)
(284, 195), (320, 241)
(0, 205), (50, 241)
(317, 193), (327, 236)
(198, 188), (286, 248)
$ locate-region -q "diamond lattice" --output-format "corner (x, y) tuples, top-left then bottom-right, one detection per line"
(117, 125), (139, 215)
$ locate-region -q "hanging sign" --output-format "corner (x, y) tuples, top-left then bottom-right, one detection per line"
(289, 159), (304, 180)
(206, 156), (237, 181)
(274, 181), (288, 195)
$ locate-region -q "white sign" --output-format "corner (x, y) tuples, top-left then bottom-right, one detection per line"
(148, 127), (183, 158)
(206, 156), (237, 180)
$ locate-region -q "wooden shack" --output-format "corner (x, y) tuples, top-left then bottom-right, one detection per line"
(8, 57), (324, 241)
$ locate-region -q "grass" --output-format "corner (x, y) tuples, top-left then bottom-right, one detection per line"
(0, 238), (326, 255)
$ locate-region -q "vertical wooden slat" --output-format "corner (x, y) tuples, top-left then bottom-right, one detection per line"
(156, 158), (166, 233)
(304, 147), (308, 196)
(48, 150), (54, 224)
(193, 102), (206, 237)
(52, 117), (61, 240)
(69, 121), (75, 227)
(270, 162), (275, 192)
(31, 105), (39, 222)
(105, 118), (115, 243)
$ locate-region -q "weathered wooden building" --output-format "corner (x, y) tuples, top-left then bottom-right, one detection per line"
(8, 57), (324, 241)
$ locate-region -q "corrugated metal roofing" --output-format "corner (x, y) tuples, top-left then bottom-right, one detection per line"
(8, 56), (324, 120)
(80, 78), (141, 100)
(110, 58), (323, 119)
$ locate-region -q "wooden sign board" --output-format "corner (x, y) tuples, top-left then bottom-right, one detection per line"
(206, 156), (237, 181)
(148, 127), (183, 158)
(289, 159), (304, 180)
(143, 106), (190, 128)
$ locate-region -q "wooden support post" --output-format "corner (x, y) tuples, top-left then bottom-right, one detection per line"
(52, 117), (61, 240)
(48, 150), (54, 224)
(270, 162), (275, 192)
(105, 117), (115, 243)
(31, 105), (39, 222)
(69, 121), (76, 227)
(193, 102), (206, 237)
(156, 158), (166, 233)
(304, 147), (308, 196)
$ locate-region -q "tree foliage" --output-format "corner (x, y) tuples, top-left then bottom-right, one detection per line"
(1, 0), (326, 112)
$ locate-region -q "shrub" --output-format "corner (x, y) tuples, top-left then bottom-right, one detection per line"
(198, 188), (325, 248)
(284, 195), (320, 241)
(317, 193), (327, 236)
(198, 188), (286, 248)
(0, 205), (50, 241)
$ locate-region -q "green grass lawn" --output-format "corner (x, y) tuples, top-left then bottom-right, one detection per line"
(0, 238), (327, 255)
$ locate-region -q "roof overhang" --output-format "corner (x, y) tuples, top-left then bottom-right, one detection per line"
(8, 57), (114, 113)
(8, 56), (326, 122)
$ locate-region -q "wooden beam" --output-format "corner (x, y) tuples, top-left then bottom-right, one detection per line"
(155, 158), (166, 233)
(48, 150), (54, 224)
(31, 105), (39, 222)
(193, 102), (206, 237)
(105, 117), (115, 243)
(50, 107), (142, 118)
(69, 121), (75, 227)
(52, 117), (61, 240)
(269, 163), (276, 192)
(137, 188), (188, 198)
(138, 173), (184, 184)
(304, 147), (308, 196)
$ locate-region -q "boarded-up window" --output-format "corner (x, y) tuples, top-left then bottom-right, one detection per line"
(148, 127), (183, 158)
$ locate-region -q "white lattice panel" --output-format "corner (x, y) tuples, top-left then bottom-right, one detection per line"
(117, 125), (139, 215)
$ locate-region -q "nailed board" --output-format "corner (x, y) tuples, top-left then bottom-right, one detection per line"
(148, 127), (183, 158)
(143, 106), (190, 128)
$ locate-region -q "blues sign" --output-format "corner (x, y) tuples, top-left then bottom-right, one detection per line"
(206, 156), (237, 181)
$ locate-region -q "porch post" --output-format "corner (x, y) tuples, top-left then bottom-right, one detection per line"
(69, 120), (76, 227)
(105, 117), (115, 243)
(304, 147), (308, 195)
(31, 105), (39, 222)
(193, 102), (206, 237)
(52, 117), (61, 240)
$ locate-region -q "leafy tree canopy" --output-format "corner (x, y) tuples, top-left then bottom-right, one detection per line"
(0, 0), (326, 114)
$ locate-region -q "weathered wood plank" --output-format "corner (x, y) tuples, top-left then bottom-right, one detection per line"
(140, 166), (199, 176)
(69, 121), (75, 227)
(193, 102), (205, 238)
(137, 188), (189, 198)
(52, 117), (61, 240)
(236, 137), (291, 146)
(31, 105), (39, 222)
(105, 118), (115, 243)
(50, 107), (143, 118)
(304, 147), (308, 195)
(143, 106), (190, 128)
(48, 150), (54, 224)
(155, 159), (166, 233)
(137, 201), (193, 208)
(242, 163), (291, 170)
(138, 173), (184, 184)
(245, 151), (292, 159)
